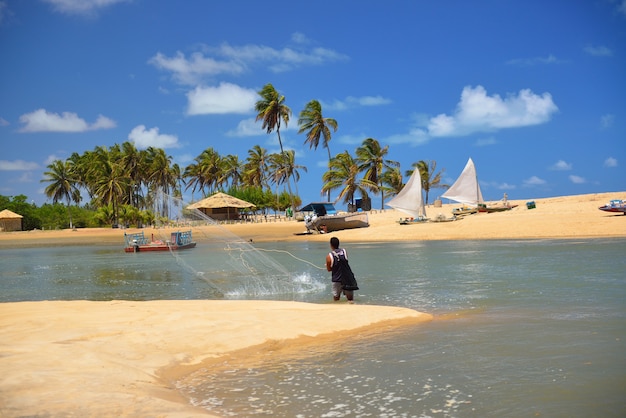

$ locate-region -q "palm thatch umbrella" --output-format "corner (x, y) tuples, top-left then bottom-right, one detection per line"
(187, 192), (255, 221)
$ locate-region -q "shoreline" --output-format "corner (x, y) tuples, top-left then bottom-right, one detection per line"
(0, 191), (624, 248)
(0, 300), (432, 417)
(1, 191), (624, 416)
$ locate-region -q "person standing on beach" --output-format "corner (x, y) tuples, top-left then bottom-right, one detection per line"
(326, 237), (355, 302)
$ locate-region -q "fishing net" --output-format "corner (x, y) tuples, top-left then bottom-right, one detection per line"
(146, 191), (324, 299)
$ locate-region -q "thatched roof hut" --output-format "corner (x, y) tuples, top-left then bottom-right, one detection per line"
(0, 209), (23, 232)
(187, 192), (255, 221)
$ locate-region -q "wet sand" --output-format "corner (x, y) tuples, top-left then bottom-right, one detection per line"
(0, 300), (431, 417)
(0, 191), (624, 416)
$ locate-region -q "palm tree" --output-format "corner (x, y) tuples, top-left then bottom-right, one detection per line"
(41, 159), (81, 229)
(380, 167), (405, 199)
(120, 141), (144, 208)
(255, 83), (295, 213)
(298, 99), (338, 202)
(406, 160), (449, 204)
(322, 151), (377, 207)
(255, 83), (291, 154)
(92, 155), (128, 225)
(220, 154), (243, 188)
(184, 147), (222, 197)
(268, 150), (307, 204)
(146, 147), (177, 217)
(243, 145), (270, 189)
(356, 138), (399, 209)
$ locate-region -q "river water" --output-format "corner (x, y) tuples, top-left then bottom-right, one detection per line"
(1, 237), (625, 417)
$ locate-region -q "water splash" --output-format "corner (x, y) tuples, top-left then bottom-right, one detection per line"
(150, 191), (323, 299)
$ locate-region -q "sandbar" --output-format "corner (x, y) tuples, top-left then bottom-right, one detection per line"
(0, 191), (624, 416)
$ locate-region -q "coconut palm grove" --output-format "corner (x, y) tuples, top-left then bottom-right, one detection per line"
(2, 83), (447, 231)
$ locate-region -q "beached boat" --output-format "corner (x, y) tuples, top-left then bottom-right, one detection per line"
(300, 202), (369, 233)
(386, 169), (429, 224)
(477, 203), (518, 213)
(124, 230), (196, 253)
(443, 158), (516, 214)
(442, 158), (484, 216)
(598, 199), (626, 214)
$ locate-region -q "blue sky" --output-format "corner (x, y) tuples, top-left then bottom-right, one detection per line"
(1, 0), (624, 208)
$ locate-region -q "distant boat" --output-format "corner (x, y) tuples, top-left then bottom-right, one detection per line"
(299, 202), (369, 233)
(386, 169), (429, 224)
(442, 158), (515, 214)
(598, 199), (626, 214)
(124, 230), (196, 253)
(441, 158), (484, 216)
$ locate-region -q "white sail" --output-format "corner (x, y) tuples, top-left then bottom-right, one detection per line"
(386, 169), (427, 219)
(441, 158), (484, 206)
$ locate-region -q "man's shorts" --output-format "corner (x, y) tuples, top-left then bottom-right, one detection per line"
(332, 282), (354, 300)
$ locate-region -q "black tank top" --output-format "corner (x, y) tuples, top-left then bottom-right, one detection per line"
(330, 248), (347, 282)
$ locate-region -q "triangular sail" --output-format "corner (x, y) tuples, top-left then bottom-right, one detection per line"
(441, 158), (484, 206)
(386, 169), (427, 218)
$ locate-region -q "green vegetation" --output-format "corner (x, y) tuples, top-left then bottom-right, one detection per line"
(3, 83), (449, 230)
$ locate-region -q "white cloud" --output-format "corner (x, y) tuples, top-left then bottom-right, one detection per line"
(550, 160), (572, 171)
(604, 157), (618, 167)
(0, 159), (40, 171)
(0, 116), (8, 126)
(149, 52), (245, 85)
(227, 118), (262, 137)
(44, 154), (63, 165)
(600, 114), (614, 129)
(483, 181), (516, 190)
(128, 125), (179, 149)
(149, 34), (348, 85)
(569, 175), (586, 184)
(187, 82), (257, 115)
(474, 137), (497, 146)
(427, 85), (558, 137)
(523, 176), (546, 186)
(506, 54), (564, 66)
(619, 0), (626, 16)
(18, 109), (116, 133)
(324, 95), (392, 111)
(42, 0), (129, 16)
(583, 44), (613, 57)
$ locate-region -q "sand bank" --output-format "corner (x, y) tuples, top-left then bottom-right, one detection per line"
(0, 192), (623, 416)
(0, 300), (431, 417)
(0, 192), (623, 248)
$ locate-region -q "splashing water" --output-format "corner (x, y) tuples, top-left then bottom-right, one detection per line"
(149, 191), (324, 299)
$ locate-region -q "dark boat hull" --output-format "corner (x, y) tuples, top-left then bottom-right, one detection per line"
(124, 242), (196, 253)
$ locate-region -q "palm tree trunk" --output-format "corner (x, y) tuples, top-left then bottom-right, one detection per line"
(66, 197), (73, 229)
(326, 146), (332, 202)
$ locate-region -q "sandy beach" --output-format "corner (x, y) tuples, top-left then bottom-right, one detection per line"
(1, 191), (623, 248)
(0, 191), (624, 417)
(0, 301), (431, 417)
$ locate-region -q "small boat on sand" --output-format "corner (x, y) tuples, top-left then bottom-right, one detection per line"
(299, 202), (369, 233)
(124, 230), (196, 252)
(598, 199), (626, 214)
(386, 168), (430, 224)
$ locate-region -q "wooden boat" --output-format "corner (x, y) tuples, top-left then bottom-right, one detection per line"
(451, 206), (478, 217)
(397, 216), (429, 225)
(386, 169), (430, 224)
(442, 158), (484, 216)
(124, 230), (196, 252)
(300, 202), (369, 233)
(477, 203), (518, 213)
(598, 199), (626, 214)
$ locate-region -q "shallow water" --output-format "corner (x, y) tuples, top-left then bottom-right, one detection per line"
(1, 238), (625, 417)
